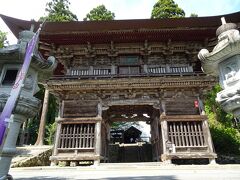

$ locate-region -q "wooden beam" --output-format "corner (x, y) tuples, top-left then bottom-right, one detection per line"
(160, 115), (207, 121)
(35, 89), (50, 146)
(109, 116), (150, 122)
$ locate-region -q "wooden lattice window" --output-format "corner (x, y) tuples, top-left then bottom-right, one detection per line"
(93, 69), (111, 75)
(168, 121), (205, 147)
(58, 123), (95, 149)
(170, 66), (189, 73)
(148, 67), (166, 74)
(70, 69), (89, 76)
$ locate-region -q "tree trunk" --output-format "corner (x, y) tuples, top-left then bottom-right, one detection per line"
(35, 89), (49, 146)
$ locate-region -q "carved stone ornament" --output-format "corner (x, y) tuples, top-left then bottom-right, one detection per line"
(0, 92), (40, 118)
(198, 17), (240, 117)
(24, 75), (34, 90)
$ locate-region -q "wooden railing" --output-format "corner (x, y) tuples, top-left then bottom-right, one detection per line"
(50, 71), (205, 80)
(58, 123), (95, 150)
(168, 121), (205, 147)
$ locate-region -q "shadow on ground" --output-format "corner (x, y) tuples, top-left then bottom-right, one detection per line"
(16, 175), (177, 180)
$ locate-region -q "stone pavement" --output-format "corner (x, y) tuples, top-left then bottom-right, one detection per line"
(8, 163), (240, 180)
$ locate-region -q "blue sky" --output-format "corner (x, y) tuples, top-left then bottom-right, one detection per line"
(0, 0), (240, 44)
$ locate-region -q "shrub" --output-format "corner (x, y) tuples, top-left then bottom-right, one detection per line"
(210, 125), (240, 155)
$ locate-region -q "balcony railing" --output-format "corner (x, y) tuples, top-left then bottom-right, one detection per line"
(50, 71), (205, 80)
(51, 64), (203, 80)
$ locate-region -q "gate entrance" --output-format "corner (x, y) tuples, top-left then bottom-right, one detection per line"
(105, 105), (155, 163)
(50, 92), (217, 166)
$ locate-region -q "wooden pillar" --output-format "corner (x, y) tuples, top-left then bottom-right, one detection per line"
(160, 119), (171, 163)
(111, 65), (116, 75)
(50, 122), (62, 166)
(202, 119), (216, 164)
(35, 89), (49, 146)
(97, 103), (102, 117)
(150, 114), (160, 161)
(154, 117), (160, 161)
(94, 121), (101, 165)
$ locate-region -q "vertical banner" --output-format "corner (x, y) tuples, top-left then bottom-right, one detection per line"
(0, 27), (41, 147)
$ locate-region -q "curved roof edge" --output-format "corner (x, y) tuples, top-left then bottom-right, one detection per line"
(1, 11), (240, 39)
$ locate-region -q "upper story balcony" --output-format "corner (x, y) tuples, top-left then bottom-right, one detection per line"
(50, 63), (204, 81)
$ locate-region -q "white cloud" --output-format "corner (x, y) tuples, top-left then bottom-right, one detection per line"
(0, 0), (239, 44)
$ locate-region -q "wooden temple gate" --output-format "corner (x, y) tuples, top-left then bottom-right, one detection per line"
(48, 81), (217, 165)
(3, 12), (239, 165)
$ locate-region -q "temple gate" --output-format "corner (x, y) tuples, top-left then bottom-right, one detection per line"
(2, 12), (240, 166)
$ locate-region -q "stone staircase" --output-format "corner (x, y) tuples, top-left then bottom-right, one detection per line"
(11, 145), (53, 168)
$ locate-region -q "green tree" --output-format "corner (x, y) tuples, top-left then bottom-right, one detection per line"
(190, 13), (198, 17)
(151, 0), (185, 19)
(33, 0), (77, 146)
(204, 84), (240, 155)
(84, 5), (115, 21)
(39, 0), (78, 22)
(0, 31), (7, 48)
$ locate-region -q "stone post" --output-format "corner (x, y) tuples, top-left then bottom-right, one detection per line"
(0, 114), (26, 178)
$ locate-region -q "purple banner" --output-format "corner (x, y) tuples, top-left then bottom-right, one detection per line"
(0, 29), (41, 147)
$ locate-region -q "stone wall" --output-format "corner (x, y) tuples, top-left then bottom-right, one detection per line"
(11, 147), (52, 168)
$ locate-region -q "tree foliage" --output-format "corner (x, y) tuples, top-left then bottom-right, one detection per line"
(190, 13), (198, 17)
(204, 84), (240, 155)
(39, 0), (78, 22)
(151, 0), (185, 19)
(0, 31), (7, 48)
(31, 0), (78, 145)
(84, 5), (115, 21)
(29, 84), (57, 145)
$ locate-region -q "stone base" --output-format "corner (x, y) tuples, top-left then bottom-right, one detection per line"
(161, 152), (217, 164)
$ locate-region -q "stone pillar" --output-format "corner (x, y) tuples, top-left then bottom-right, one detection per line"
(94, 121), (101, 165)
(0, 114), (25, 178)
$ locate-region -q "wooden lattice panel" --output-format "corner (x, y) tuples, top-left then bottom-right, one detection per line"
(58, 123), (95, 150)
(168, 121), (205, 147)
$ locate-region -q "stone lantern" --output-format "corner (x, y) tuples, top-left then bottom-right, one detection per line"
(0, 30), (57, 178)
(198, 17), (240, 118)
